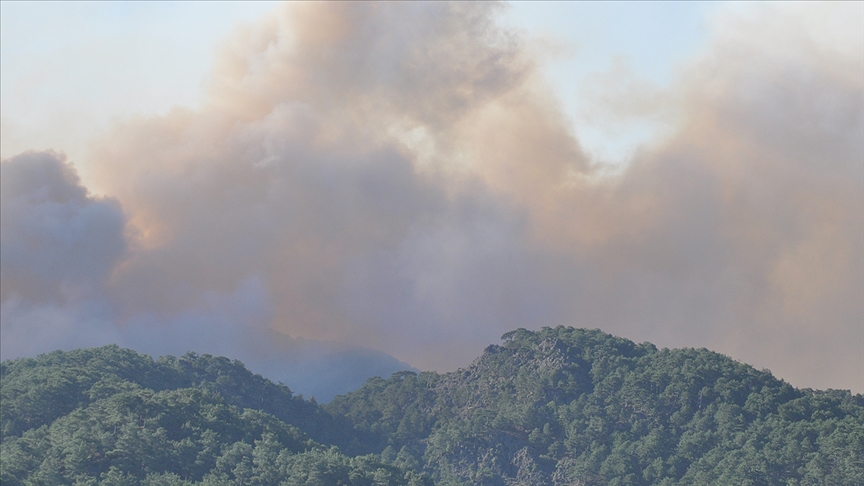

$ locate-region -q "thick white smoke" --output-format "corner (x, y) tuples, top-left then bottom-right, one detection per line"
(1, 2), (861, 393)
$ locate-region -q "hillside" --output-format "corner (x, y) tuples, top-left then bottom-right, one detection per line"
(328, 327), (864, 484)
(2, 327), (862, 485)
(0, 347), (426, 485)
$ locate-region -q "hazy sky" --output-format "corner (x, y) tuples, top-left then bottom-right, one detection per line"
(0, 1), (716, 174)
(2, 1), (862, 394)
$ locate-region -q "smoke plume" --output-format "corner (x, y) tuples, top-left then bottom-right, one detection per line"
(2, 2), (861, 393)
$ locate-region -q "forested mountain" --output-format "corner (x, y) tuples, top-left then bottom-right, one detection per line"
(2, 327), (862, 485)
(327, 327), (864, 485)
(0, 347), (424, 485)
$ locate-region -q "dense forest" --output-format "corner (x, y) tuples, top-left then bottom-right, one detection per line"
(2, 327), (862, 485)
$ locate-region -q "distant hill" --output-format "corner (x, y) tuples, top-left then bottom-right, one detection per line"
(0, 346), (425, 485)
(2, 327), (862, 485)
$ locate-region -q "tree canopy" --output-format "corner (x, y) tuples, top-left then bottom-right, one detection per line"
(2, 327), (862, 485)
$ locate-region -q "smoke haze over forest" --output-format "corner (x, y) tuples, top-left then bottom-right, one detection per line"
(1, 2), (862, 396)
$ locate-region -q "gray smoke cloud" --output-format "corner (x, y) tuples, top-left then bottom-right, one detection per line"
(0, 150), (409, 400)
(1, 2), (861, 394)
(0, 151), (127, 304)
(1, 151), (126, 355)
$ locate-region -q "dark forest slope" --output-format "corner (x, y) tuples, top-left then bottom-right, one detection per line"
(2, 327), (862, 485)
(327, 327), (864, 485)
(0, 347), (425, 485)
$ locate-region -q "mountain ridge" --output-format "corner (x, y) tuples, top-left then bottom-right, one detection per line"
(2, 326), (862, 485)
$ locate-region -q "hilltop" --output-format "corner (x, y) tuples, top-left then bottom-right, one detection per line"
(2, 327), (862, 485)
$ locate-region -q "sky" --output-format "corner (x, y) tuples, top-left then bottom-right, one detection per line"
(1, 1), (862, 397)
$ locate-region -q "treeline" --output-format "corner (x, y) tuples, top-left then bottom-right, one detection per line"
(0, 347), (426, 485)
(327, 327), (864, 484)
(2, 327), (862, 485)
